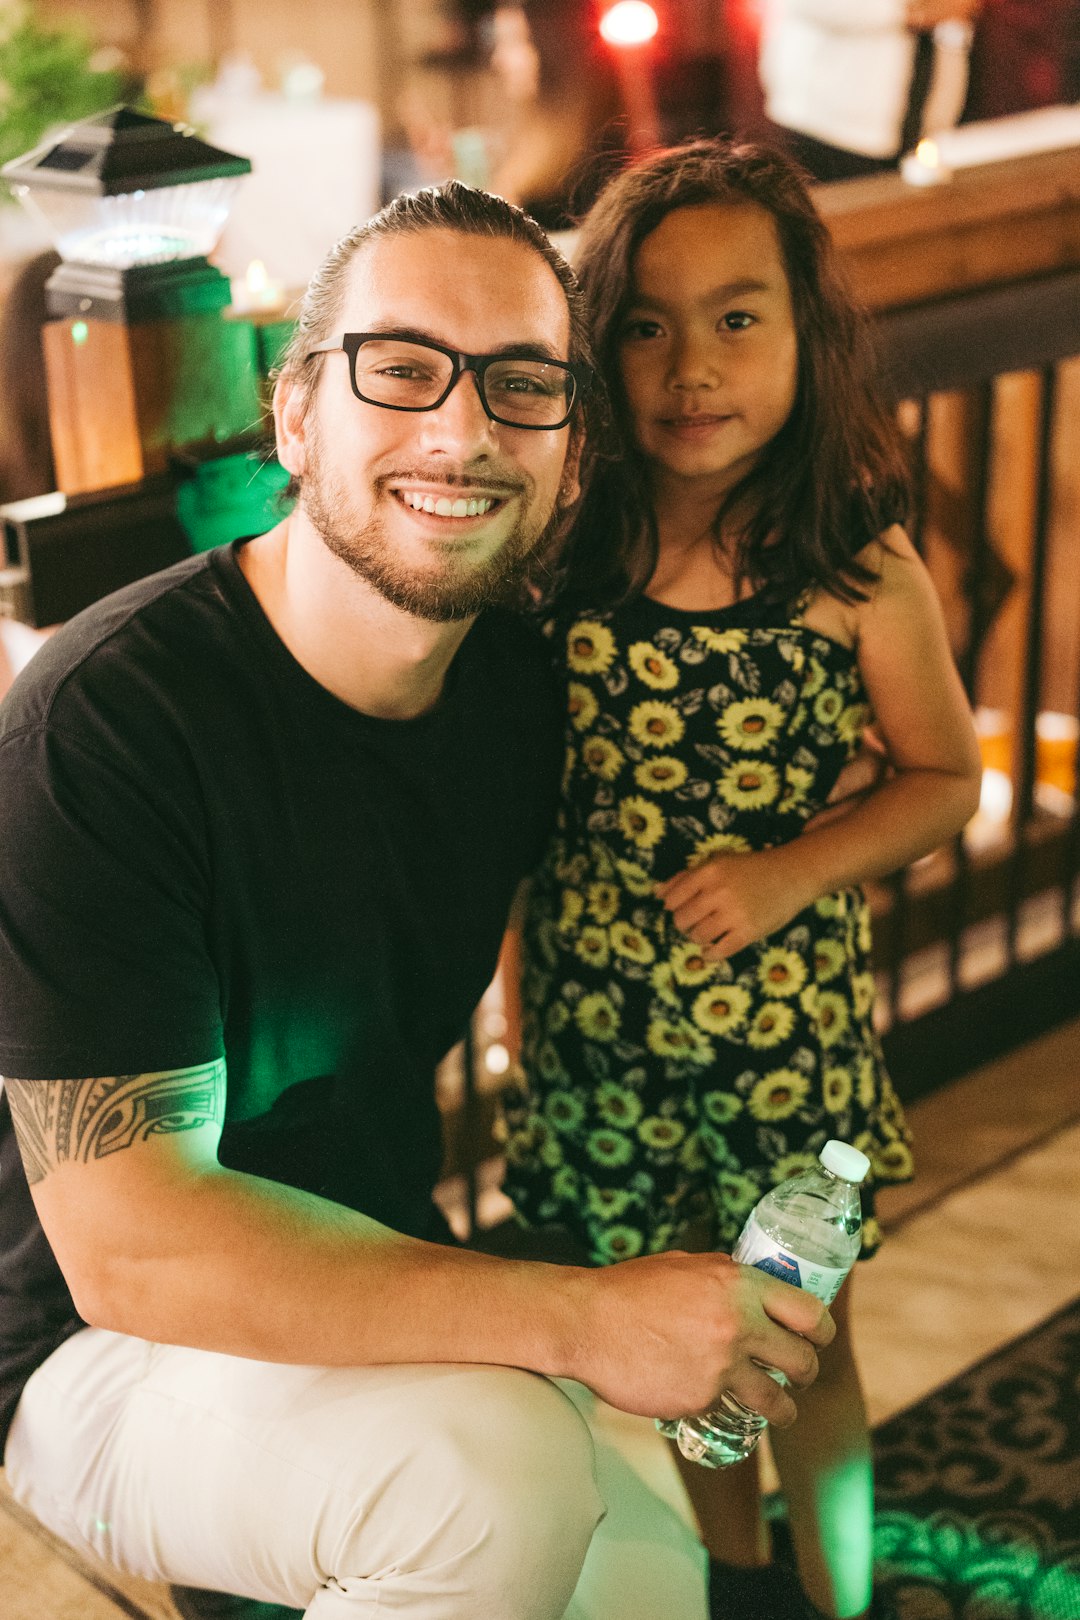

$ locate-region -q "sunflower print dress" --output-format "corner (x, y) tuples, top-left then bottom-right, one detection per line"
(501, 588), (914, 1267)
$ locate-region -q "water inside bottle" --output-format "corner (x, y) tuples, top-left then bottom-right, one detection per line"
(755, 1188), (862, 1269)
(676, 1393), (764, 1467)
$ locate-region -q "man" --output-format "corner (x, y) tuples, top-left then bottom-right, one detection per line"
(0, 182), (832, 1620)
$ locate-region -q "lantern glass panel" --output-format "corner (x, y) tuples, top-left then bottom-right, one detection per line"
(7, 177), (244, 268)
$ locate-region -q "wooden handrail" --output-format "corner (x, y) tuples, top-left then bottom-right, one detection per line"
(815, 145), (1080, 312)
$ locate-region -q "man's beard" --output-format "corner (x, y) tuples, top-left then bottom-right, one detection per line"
(298, 421), (562, 622)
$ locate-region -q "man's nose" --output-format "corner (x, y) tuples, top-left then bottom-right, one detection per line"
(417, 369), (499, 456)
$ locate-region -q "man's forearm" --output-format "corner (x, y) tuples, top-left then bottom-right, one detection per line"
(54, 1155), (580, 1375)
(10, 1066), (577, 1380)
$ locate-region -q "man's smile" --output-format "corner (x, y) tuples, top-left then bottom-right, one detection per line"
(392, 487), (504, 519)
(386, 477), (522, 529)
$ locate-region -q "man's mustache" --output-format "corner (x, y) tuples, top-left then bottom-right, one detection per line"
(377, 464), (530, 499)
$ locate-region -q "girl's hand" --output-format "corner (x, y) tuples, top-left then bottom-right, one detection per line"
(655, 847), (805, 960)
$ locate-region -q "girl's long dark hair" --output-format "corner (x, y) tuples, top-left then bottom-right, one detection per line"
(552, 138), (910, 609)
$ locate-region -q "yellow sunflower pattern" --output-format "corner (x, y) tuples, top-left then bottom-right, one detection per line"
(501, 591), (913, 1266)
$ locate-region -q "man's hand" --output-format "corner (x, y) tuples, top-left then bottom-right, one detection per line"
(655, 846), (802, 960)
(563, 1249), (834, 1422)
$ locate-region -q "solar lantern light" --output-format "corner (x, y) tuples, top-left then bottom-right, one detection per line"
(2, 106), (260, 495)
(2, 105), (251, 320)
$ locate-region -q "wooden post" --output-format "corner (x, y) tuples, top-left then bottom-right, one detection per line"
(43, 319), (144, 494)
(42, 310), (262, 497)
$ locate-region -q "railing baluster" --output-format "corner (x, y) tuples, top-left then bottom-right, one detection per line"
(462, 1018), (479, 1239)
(946, 835), (969, 995)
(910, 394), (930, 559)
(1006, 364), (1057, 963)
(1067, 395), (1080, 941)
(941, 383), (994, 996)
(960, 383), (995, 700)
(884, 869), (907, 1026)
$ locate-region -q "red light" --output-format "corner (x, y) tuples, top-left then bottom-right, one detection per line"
(600, 2), (659, 47)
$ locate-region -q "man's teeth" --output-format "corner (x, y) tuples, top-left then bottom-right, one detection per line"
(400, 492), (495, 517)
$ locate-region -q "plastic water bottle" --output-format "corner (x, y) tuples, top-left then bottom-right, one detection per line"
(661, 1139), (870, 1468)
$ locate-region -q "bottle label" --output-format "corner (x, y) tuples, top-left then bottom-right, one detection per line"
(733, 1213), (851, 1305)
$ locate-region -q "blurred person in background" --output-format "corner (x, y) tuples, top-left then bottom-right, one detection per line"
(484, 0), (626, 230)
(390, 3), (625, 225)
(758, 0), (983, 180)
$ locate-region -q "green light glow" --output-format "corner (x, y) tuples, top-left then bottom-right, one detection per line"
(71, 321), (89, 346)
(876, 1510), (1080, 1619)
(817, 1455), (875, 1615)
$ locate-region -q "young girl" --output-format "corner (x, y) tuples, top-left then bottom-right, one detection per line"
(501, 140), (982, 1620)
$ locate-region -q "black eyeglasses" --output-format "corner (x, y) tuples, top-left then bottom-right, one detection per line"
(306, 332), (592, 431)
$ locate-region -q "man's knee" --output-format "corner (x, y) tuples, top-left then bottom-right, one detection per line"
(333, 1366), (603, 1618)
(412, 1368), (603, 1613)
(472, 1368), (603, 1546)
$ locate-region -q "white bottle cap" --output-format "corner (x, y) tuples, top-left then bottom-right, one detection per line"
(819, 1139), (871, 1184)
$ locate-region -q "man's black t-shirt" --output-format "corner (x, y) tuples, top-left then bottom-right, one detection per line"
(0, 541), (562, 1451)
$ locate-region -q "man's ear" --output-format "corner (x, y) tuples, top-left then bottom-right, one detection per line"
(273, 374), (309, 479)
(558, 429), (584, 509)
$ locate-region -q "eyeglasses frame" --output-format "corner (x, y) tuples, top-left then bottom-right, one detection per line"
(305, 331), (593, 431)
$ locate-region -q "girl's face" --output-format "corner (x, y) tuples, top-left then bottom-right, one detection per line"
(617, 201), (799, 499)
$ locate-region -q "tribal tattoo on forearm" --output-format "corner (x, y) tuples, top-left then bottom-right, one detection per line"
(4, 1062), (226, 1185)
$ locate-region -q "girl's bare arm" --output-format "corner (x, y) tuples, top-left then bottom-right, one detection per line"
(659, 527), (982, 954)
(779, 525), (982, 892)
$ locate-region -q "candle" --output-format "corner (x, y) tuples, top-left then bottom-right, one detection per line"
(229, 258), (286, 314)
(900, 138), (953, 187)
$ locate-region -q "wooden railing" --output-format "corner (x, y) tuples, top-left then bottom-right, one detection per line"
(819, 147), (1080, 1096)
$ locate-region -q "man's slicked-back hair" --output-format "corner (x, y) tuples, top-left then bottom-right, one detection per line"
(275, 180), (596, 422)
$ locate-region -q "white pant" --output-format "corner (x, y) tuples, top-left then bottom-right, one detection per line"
(5, 1328), (606, 1619)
